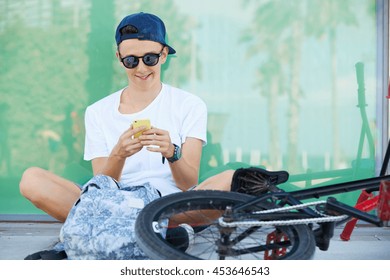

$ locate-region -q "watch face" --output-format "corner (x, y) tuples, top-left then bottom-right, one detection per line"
(175, 145), (181, 159)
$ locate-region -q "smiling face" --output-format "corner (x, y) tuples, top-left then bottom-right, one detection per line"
(117, 39), (168, 92)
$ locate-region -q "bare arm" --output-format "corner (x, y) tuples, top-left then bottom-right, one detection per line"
(91, 125), (203, 191)
(168, 137), (202, 190)
(91, 125), (146, 180)
(140, 128), (203, 191)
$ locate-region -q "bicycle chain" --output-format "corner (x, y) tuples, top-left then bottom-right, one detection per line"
(218, 200), (349, 227)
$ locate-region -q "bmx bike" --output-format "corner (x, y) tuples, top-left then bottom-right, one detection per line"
(134, 173), (390, 260)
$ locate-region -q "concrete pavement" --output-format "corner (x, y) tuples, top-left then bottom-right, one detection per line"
(0, 222), (389, 260)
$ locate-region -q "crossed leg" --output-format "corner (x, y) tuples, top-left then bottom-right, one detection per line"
(194, 170), (235, 191)
(19, 167), (81, 222)
(19, 167), (280, 222)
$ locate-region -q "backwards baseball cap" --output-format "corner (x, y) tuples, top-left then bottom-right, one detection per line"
(115, 12), (176, 54)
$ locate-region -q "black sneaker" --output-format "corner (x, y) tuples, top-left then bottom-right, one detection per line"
(231, 167), (289, 196)
(165, 224), (194, 252)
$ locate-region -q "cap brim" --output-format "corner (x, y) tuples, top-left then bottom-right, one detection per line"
(167, 45), (176, 55)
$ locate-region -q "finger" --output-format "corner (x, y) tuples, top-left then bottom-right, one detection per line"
(140, 139), (163, 149)
(120, 137), (139, 148)
(146, 146), (161, 153)
(142, 140), (172, 155)
(119, 125), (147, 141)
(142, 127), (167, 136)
(124, 142), (143, 155)
(140, 135), (169, 148)
(131, 126), (150, 139)
(119, 126), (136, 139)
(140, 132), (171, 142)
(139, 133), (158, 142)
(126, 143), (143, 152)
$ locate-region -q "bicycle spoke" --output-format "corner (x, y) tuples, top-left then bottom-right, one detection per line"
(135, 190), (316, 260)
(230, 226), (261, 245)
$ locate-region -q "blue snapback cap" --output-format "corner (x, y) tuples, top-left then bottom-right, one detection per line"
(115, 12), (176, 54)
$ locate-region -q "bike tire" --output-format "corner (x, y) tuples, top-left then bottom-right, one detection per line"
(135, 190), (316, 260)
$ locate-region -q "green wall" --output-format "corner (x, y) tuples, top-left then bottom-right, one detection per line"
(0, 0), (387, 216)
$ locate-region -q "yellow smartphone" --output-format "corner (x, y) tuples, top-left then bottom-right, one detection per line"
(132, 119), (151, 138)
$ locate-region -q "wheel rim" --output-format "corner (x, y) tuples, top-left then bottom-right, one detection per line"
(136, 191), (314, 260)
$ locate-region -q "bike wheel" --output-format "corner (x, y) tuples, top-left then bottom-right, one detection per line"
(135, 190), (316, 260)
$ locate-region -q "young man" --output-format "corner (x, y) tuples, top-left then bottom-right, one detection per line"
(20, 12), (288, 222)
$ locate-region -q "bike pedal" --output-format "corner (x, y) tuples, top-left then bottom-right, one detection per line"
(264, 230), (288, 260)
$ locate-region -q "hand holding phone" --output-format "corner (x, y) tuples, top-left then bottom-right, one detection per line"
(132, 119), (151, 138)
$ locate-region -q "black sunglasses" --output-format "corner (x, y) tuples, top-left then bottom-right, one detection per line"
(119, 47), (165, 69)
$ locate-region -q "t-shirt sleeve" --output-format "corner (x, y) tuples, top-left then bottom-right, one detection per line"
(83, 105), (109, 161)
(180, 96), (208, 146)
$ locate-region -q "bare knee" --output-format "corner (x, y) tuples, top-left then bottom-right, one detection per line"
(19, 167), (80, 221)
(217, 169), (235, 187)
(19, 167), (47, 200)
(219, 169), (235, 178)
(196, 169), (235, 191)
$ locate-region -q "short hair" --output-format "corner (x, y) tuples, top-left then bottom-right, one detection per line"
(120, 25), (138, 35)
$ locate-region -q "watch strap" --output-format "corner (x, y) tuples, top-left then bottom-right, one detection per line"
(166, 144), (181, 163)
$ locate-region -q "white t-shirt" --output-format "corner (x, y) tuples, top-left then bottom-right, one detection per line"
(84, 83), (208, 196)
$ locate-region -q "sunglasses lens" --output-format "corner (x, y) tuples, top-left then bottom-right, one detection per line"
(123, 56), (139, 69)
(121, 50), (161, 69)
(143, 54), (159, 66)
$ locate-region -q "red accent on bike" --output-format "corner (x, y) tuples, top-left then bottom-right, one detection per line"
(340, 191), (379, 241)
(264, 230), (288, 260)
(378, 181), (390, 221)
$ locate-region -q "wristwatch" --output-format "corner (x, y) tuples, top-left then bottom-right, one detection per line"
(166, 144), (181, 163)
